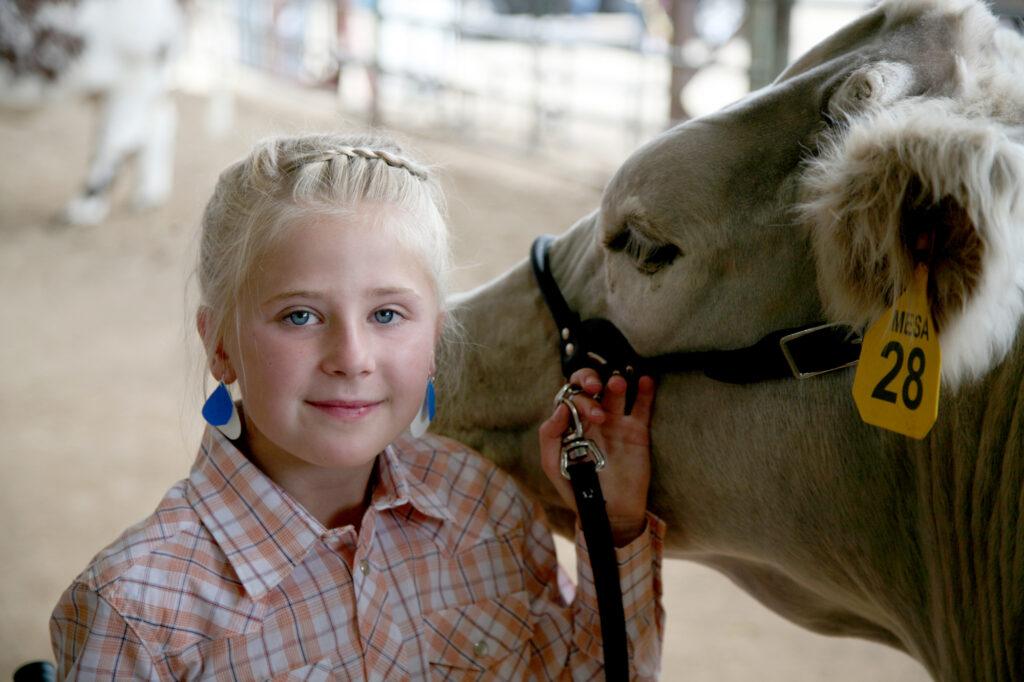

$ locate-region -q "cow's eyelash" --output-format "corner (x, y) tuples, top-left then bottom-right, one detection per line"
(606, 225), (680, 274)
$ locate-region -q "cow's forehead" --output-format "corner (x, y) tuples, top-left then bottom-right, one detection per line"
(780, 0), (982, 83)
(598, 0), (1007, 250)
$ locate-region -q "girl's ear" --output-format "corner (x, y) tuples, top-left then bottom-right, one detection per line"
(196, 307), (237, 384)
(429, 311), (446, 375)
(434, 311), (446, 344)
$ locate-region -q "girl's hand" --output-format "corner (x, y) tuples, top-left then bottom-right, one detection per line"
(539, 369), (655, 547)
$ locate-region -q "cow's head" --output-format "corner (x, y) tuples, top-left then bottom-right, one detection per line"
(437, 0), (1024, 521)
(551, 0), (1024, 388)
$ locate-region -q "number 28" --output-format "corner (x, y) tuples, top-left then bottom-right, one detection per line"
(871, 341), (926, 410)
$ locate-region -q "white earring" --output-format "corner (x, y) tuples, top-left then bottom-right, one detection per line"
(409, 377), (436, 438)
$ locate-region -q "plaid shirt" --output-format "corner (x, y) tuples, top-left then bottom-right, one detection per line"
(51, 427), (665, 680)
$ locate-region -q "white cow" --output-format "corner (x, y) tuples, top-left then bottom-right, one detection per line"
(434, 0), (1024, 679)
(0, 0), (186, 224)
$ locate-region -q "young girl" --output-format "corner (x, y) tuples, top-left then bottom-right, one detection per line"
(50, 133), (664, 680)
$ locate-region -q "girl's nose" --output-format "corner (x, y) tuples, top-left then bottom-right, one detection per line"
(321, 323), (375, 376)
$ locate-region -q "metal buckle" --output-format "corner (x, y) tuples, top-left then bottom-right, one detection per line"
(554, 383), (607, 479)
(779, 323), (861, 379)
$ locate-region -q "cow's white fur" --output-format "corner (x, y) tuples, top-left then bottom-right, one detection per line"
(802, 100), (1024, 384)
(885, 0), (976, 20)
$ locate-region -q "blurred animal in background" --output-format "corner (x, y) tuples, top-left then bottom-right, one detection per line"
(0, 0), (186, 224)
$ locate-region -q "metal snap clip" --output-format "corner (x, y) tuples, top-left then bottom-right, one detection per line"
(553, 382), (607, 479)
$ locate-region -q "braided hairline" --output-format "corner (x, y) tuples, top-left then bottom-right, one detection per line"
(284, 146), (428, 179)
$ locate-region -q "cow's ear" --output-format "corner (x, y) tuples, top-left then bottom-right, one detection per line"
(897, 178), (985, 331)
(801, 104), (1024, 383)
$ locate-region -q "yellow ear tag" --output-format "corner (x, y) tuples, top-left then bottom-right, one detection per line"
(852, 265), (941, 439)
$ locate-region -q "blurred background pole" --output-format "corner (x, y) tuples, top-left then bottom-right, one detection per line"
(667, 0), (698, 125)
(369, 0), (382, 126)
(747, 0), (792, 90)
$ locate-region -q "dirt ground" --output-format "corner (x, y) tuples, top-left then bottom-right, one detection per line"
(0, 85), (931, 680)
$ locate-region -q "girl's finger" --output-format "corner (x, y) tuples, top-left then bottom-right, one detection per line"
(538, 405), (578, 510)
(629, 375), (656, 424)
(554, 377), (606, 424)
(569, 394), (606, 424)
(601, 373), (628, 415)
(568, 367), (603, 395)
(539, 402), (570, 439)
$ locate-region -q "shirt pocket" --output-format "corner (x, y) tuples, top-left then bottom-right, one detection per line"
(423, 590), (534, 679)
(266, 657), (334, 681)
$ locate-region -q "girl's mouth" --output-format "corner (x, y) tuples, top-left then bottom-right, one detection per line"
(307, 400), (383, 420)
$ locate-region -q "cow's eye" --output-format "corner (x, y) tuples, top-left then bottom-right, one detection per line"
(605, 224), (680, 274)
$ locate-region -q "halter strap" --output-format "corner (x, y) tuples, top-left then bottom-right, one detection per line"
(530, 235), (862, 411)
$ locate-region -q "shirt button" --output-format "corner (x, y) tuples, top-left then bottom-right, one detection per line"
(473, 639), (489, 658)
(358, 559), (370, 575)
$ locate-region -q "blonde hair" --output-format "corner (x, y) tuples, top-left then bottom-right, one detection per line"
(197, 132), (451, 353)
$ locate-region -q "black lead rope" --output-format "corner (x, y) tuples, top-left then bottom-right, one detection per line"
(534, 236), (631, 680)
(530, 234), (863, 681)
(553, 383), (628, 681)
(568, 460), (629, 681)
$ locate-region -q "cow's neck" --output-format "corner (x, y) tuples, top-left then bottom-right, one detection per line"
(435, 222), (608, 528)
(435, 260), (570, 515)
(906, 329), (1024, 681)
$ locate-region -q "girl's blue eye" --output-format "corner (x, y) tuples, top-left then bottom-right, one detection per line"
(374, 309), (397, 324)
(285, 310), (315, 326)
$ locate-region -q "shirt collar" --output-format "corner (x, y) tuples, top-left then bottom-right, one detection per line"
(187, 427), (324, 601)
(187, 427), (453, 600)
(372, 439), (455, 524)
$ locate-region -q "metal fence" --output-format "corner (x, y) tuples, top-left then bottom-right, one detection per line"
(195, 1), (1017, 164)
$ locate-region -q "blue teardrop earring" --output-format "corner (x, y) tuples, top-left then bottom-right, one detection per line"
(409, 377), (436, 438)
(202, 382), (241, 440)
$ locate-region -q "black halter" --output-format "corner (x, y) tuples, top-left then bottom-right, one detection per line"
(530, 234), (862, 411)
